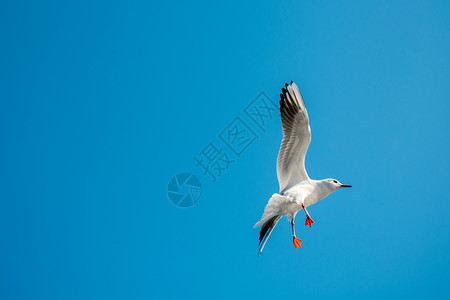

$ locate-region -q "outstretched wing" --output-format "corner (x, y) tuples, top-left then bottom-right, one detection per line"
(277, 82), (311, 193)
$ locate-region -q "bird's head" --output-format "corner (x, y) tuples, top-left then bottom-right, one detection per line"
(324, 178), (352, 191)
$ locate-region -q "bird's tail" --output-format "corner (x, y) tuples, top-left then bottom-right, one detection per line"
(257, 215), (281, 256)
(254, 193), (289, 255)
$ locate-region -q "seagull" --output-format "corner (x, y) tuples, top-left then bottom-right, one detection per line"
(254, 81), (352, 255)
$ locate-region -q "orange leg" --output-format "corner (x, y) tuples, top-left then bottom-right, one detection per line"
(291, 219), (302, 248)
(302, 203), (315, 227)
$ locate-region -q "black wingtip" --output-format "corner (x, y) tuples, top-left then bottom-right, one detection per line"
(285, 83), (289, 88)
(291, 80), (293, 84)
(258, 215), (280, 246)
(281, 87), (286, 94)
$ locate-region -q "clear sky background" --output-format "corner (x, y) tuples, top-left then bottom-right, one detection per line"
(1, 1), (449, 299)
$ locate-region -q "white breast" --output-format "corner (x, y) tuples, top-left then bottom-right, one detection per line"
(284, 180), (332, 208)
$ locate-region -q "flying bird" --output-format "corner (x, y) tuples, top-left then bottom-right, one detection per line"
(254, 81), (352, 255)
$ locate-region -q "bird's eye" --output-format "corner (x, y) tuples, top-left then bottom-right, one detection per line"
(333, 180), (337, 183)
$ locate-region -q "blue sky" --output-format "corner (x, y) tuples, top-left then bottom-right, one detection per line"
(1, 0), (449, 299)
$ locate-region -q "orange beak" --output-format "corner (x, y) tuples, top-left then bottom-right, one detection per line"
(340, 184), (352, 188)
